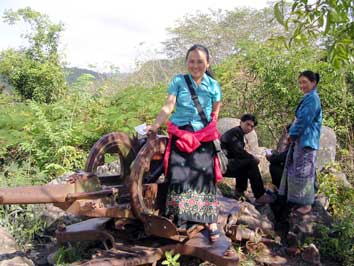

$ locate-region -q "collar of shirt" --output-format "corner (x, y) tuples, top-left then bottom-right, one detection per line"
(188, 73), (210, 88)
(304, 87), (318, 96)
(236, 126), (245, 137)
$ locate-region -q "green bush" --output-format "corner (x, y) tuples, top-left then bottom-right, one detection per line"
(316, 167), (354, 266)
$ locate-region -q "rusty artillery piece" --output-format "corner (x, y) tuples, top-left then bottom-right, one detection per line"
(0, 132), (246, 266)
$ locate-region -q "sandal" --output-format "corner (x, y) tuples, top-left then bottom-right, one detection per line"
(291, 205), (312, 216)
(224, 245), (237, 257)
(254, 193), (275, 206)
(209, 228), (221, 243)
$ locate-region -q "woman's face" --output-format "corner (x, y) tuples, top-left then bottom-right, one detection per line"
(298, 76), (316, 94)
(186, 49), (209, 81)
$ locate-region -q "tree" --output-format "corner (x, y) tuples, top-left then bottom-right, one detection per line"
(274, 0), (354, 69)
(0, 7), (66, 103)
(162, 7), (284, 63)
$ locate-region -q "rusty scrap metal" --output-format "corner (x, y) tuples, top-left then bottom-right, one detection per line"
(0, 132), (245, 266)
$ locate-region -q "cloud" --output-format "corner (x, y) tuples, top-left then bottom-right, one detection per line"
(0, 0), (268, 72)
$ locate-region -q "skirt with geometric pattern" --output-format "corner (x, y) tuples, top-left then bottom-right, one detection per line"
(165, 135), (218, 224)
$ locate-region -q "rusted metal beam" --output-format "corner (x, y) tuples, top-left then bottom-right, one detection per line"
(0, 183), (77, 204)
(56, 217), (114, 245)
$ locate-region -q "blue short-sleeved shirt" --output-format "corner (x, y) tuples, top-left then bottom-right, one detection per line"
(168, 73), (222, 131)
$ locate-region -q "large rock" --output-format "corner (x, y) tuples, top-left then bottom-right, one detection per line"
(317, 126), (337, 170)
(0, 226), (34, 266)
(237, 202), (274, 233)
(286, 198), (332, 249)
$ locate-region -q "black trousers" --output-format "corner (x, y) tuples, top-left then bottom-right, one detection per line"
(269, 163), (284, 189)
(225, 158), (265, 199)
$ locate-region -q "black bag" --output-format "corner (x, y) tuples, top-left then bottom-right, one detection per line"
(212, 138), (228, 174)
(183, 75), (228, 174)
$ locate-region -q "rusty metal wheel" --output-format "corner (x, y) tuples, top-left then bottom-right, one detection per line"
(129, 135), (168, 222)
(85, 132), (141, 185)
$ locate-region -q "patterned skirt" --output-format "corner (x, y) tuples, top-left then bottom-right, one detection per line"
(279, 139), (317, 206)
(165, 135), (218, 224)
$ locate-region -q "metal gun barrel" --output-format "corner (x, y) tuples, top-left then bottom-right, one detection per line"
(0, 183), (78, 204)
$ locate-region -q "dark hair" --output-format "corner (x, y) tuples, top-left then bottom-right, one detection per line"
(299, 70), (320, 84)
(240, 113), (257, 126)
(186, 44), (214, 77)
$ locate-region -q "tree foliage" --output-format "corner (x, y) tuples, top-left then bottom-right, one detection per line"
(0, 7), (66, 103)
(163, 7), (284, 63)
(274, 0), (354, 68)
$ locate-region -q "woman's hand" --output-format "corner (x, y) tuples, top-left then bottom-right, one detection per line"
(253, 155), (261, 165)
(286, 134), (294, 143)
(147, 95), (176, 136)
(145, 124), (159, 136)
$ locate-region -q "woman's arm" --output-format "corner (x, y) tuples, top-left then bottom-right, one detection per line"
(147, 94), (176, 133)
(212, 101), (221, 119)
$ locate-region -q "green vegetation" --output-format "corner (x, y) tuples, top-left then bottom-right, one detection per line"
(274, 0), (353, 68)
(0, 4), (353, 265)
(54, 243), (91, 265)
(162, 250), (181, 266)
(316, 166), (354, 266)
(0, 204), (46, 245)
(0, 7), (66, 103)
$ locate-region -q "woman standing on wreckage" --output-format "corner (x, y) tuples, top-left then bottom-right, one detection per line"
(146, 44), (223, 242)
(279, 70), (322, 215)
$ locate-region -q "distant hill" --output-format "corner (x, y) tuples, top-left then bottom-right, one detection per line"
(64, 67), (133, 87)
(64, 58), (184, 89)
(64, 67), (106, 85)
(120, 58), (184, 88)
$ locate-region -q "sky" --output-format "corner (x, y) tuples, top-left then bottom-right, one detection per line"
(0, 0), (269, 72)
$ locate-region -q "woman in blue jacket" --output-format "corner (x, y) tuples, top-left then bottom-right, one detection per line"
(279, 70), (322, 215)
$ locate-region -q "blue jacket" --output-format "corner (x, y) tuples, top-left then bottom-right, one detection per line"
(289, 89), (322, 150)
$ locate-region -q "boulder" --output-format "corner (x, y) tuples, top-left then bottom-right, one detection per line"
(287, 198), (332, 247)
(0, 226), (34, 266)
(237, 201), (274, 233)
(302, 243), (321, 265)
(317, 126), (337, 170)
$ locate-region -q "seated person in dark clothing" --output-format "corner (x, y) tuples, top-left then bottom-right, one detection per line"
(221, 114), (274, 205)
(265, 124), (291, 189)
(266, 149), (288, 189)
